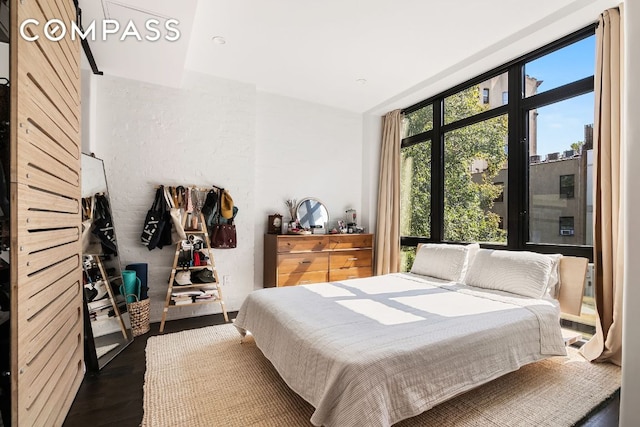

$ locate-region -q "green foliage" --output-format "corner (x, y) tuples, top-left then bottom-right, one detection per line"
(401, 85), (507, 245)
(571, 141), (584, 152)
(401, 142), (431, 238)
(403, 105), (434, 137)
(400, 246), (416, 273)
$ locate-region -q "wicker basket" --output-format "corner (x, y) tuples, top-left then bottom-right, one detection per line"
(127, 296), (151, 337)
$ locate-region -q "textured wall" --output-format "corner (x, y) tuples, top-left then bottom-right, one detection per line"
(90, 71), (364, 322)
(94, 71), (256, 322)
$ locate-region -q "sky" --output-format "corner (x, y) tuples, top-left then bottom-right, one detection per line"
(525, 35), (596, 156)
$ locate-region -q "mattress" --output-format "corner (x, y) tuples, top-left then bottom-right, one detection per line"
(234, 273), (566, 427)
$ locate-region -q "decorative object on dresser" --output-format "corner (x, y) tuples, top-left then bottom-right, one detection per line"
(284, 198), (297, 231)
(263, 234), (374, 287)
(267, 214), (282, 234)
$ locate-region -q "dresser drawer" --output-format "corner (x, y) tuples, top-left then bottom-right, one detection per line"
(277, 236), (328, 253)
(329, 267), (372, 281)
(278, 271), (328, 286)
(329, 234), (373, 250)
(330, 249), (372, 269)
(277, 253), (329, 274)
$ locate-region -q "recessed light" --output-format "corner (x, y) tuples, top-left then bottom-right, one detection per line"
(212, 36), (226, 44)
(356, 78), (367, 85)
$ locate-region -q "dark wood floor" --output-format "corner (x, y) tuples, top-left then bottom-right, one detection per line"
(63, 314), (620, 427)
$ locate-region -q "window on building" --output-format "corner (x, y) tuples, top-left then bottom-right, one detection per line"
(559, 174), (575, 198)
(559, 216), (575, 236)
(482, 88), (490, 104)
(502, 91), (508, 105)
(494, 182), (504, 202)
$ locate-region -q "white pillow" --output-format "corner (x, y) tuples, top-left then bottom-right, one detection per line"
(411, 243), (480, 282)
(463, 249), (556, 299)
(546, 254), (563, 298)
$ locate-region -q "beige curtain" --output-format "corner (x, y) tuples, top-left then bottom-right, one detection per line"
(375, 110), (402, 275)
(581, 7), (624, 366)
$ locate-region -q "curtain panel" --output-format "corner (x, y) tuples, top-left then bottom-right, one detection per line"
(581, 6), (624, 366)
(375, 110), (402, 275)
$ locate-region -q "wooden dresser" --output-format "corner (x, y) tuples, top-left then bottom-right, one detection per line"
(264, 234), (374, 287)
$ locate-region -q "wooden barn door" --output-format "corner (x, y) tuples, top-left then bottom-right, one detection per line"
(10, 0), (84, 425)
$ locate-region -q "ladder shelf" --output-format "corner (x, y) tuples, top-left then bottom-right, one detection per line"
(159, 212), (229, 333)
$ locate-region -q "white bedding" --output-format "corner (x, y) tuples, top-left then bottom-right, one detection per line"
(234, 273), (566, 427)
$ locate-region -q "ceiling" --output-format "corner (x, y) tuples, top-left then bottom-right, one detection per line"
(80, 0), (619, 114)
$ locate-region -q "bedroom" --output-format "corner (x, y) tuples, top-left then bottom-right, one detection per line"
(2, 0), (640, 426)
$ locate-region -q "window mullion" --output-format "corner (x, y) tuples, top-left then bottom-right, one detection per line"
(432, 100), (444, 242)
(507, 64), (525, 250)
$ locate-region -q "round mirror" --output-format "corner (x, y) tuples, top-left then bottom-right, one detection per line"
(296, 198), (329, 229)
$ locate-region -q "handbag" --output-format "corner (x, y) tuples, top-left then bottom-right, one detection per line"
(164, 186), (186, 243)
(81, 196), (103, 254)
(201, 189), (218, 228)
(210, 223), (237, 248)
(141, 187), (167, 250)
(209, 188), (237, 249)
(91, 194), (117, 254)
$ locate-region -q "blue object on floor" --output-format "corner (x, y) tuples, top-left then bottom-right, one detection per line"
(125, 263), (149, 300)
(121, 270), (141, 303)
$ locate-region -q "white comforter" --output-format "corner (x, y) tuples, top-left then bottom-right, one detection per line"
(234, 273), (566, 427)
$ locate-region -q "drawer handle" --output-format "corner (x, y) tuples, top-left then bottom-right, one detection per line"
(347, 276), (357, 279)
(347, 257), (358, 261)
(300, 280), (310, 284)
(299, 260), (312, 264)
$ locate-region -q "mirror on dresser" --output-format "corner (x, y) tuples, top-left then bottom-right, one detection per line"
(81, 153), (133, 370)
(296, 197), (330, 231)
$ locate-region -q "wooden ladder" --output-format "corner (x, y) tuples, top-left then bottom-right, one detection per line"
(159, 212), (229, 333)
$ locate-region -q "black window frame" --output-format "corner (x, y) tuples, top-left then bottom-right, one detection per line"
(400, 24), (595, 261)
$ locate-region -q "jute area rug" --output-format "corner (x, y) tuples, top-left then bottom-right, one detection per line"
(142, 324), (620, 427)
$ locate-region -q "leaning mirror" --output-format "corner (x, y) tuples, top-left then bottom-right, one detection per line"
(81, 153), (133, 370)
(296, 197), (330, 229)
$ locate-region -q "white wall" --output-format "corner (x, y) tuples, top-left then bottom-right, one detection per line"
(81, 70), (99, 155)
(0, 42), (8, 79)
(254, 92), (363, 286)
(621, 2), (639, 425)
(89, 72), (364, 322)
(92, 71), (256, 322)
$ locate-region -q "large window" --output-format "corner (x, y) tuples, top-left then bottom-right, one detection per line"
(444, 115), (507, 244)
(401, 140), (432, 240)
(399, 25), (596, 335)
(400, 25), (595, 258)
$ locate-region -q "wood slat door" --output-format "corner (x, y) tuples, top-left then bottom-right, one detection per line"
(10, 0), (84, 426)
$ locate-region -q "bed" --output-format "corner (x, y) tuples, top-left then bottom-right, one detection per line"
(234, 245), (587, 427)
